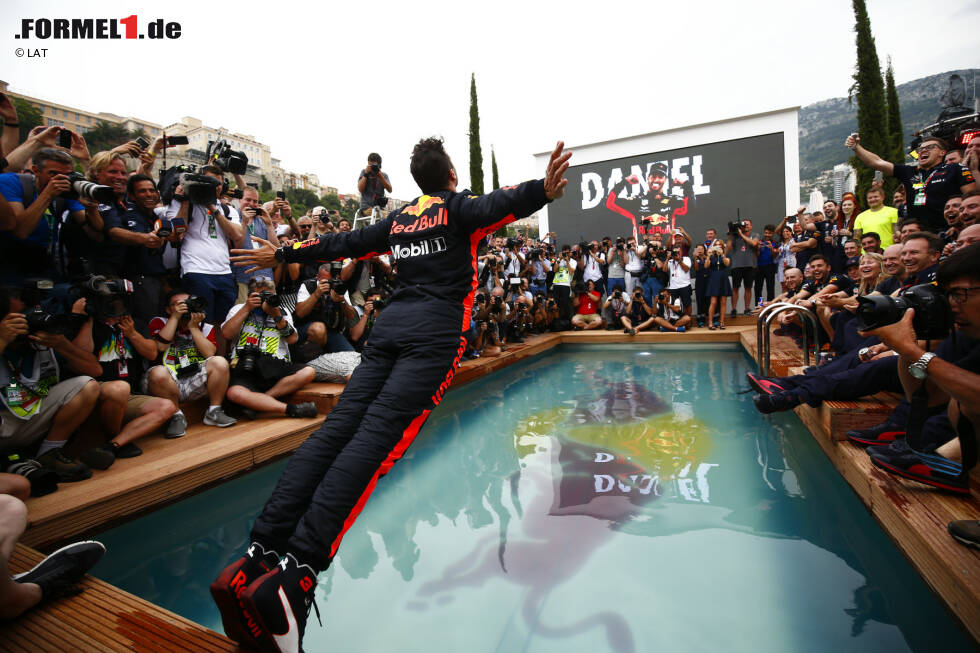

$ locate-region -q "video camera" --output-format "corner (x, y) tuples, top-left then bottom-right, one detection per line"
(207, 138), (248, 175)
(855, 283), (952, 340)
(75, 275), (134, 320)
(728, 220), (748, 236)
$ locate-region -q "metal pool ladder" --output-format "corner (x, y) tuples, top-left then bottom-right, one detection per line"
(756, 302), (821, 376)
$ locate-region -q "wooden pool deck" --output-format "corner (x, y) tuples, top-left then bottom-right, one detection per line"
(3, 321), (978, 649)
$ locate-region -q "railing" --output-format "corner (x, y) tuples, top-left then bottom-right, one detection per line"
(352, 206), (383, 230)
(756, 302), (821, 376)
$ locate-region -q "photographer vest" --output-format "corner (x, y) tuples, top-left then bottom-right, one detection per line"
(0, 347), (60, 420)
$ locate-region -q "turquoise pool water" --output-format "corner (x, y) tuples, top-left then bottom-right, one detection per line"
(92, 345), (973, 652)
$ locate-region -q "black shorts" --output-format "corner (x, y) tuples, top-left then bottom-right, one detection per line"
(731, 267), (756, 290)
(229, 357), (307, 393)
(668, 285), (692, 308)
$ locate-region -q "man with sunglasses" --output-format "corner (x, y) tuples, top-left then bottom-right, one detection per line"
(846, 134), (976, 233)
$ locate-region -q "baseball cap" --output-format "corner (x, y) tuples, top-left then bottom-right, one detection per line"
(846, 256), (861, 268)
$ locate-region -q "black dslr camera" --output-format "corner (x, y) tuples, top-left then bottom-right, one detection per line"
(236, 345), (263, 373)
(179, 295), (207, 320)
(258, 291), (281, 308)
(23, 307), (70, 335)
(855, 283), (952, 340)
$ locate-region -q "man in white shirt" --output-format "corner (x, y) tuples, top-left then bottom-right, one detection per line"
(166, 165), (244, 328)
(580, 241), (605, 290)
(666, 248), (693, 318)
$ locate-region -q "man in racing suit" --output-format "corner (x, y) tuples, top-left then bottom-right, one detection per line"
(210, 138), (572, 653)
(605, 162), (695, 241)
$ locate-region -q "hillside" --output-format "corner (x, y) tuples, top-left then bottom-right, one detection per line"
(799, 68), (979, 201)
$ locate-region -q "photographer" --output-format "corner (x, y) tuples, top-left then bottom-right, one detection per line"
(665, 243), (693, 319)
(857, 244), (980, 504)
(0, 144), (97, 286)
(846, 133), (976, 233)
(309, 207), (336, 237)
(220, 278), (317, 419)
(357, 153), (391, 216)
(727, 218), (760, 316)
(234, 187), (280, 302)
(571, 280), (604, 330)
(754, 224), (779, 305)
(505, 295), (532, 343)
(606, 237), (628, 295)
(71, 293), (178, 467)
(295, 265), (358, 354)
(578, 241), (605, 292)
(504, 277), (532, 306)
(622, 287), (655, 335)
(550, 245), (576, 321)
(705, 238), (731, 329)
(623, 236), (644, 295)
(602, 288), (629, 331)
(529, 292), (556, 333)
(340, 254), (391, 309)
(105, 174), (171, 323)
(0, 287), (102, 482)
(349, 288), (385, 351)
(166, 165), (244, 328)
(653, 288), (691, 332)
(144, 291), (237, 437)
(692, 244), (710, 327)
(523, 246), (551, 297)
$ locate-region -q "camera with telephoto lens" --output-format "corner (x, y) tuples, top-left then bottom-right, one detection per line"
(74, 275), (133, 320)
(23, 307), (70, 335)
(208, 139), (248, 175)
(613, 289), (622, 300)
(5, 454), (58, 497)
(529, 248), (542, 259)
(492, 295), (503, 307)
(258, 291), (280, 308)
(370, 297), (385, 312)
(655, 249), (669, 261)
(62, 172), (114, 204)
(236, 344), (262, 373)
(855, 283), (952, 340)
(370, 163), (380, 174)
(329, 279), (347, 294)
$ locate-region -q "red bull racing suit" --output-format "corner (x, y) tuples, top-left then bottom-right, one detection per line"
(250, 179), (550, 571)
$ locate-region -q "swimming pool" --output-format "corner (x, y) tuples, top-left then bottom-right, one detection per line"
(92, 344), (974, 652)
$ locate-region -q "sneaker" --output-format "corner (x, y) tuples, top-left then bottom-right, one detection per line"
(204, 406), (238, 428)
(948, 520), (980, 550)
(5, 454), (58, 497)
(210, 542), (281, 647)
(676, 326), (686, 333)
(78, 444), (116, 471)
(285, 402), (318, 419)
(166, 412), (188, 439)
(241, 554), (320, 653)
(869, 447), (969, 494)
(111, 441), (143, 458)
(753, 391), (802, 414)
(846, 422), (906, 447)
(37, 448), (92, 483)
(13, 540), (105, 601)
(746, 372), (787, 396)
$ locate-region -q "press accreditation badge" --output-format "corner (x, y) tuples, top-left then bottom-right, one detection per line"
(5, 384), (25, 407)
(118, 359), (129, 378)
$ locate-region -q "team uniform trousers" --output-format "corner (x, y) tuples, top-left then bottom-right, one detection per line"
(250, 296), (464, 571)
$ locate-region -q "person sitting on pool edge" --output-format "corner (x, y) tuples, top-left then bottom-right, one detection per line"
(209, 138), (571, 653)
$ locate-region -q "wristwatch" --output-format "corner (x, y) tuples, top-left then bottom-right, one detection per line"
(908, 352), (936, 380)
(274, 246), (286, 263)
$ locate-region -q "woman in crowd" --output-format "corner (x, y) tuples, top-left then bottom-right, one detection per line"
(776, 225), (796, 289)
(692, 243), (710, 327)
(838, 192), (860, 234)
(814, 252), (886, 343)
(705, 238), (731, 330)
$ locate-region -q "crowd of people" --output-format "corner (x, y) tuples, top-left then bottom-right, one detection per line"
(0, 89), (979, 623)
(747, 131), (980, 551)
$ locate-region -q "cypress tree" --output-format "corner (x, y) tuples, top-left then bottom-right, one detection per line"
(491, 147), (500, 190)
(848, 0), (888, 204)
(468, 73), (484, 195)
(884, 57), (905, 197)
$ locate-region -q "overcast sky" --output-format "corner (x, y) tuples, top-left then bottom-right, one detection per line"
(3, 0), (978, 200)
